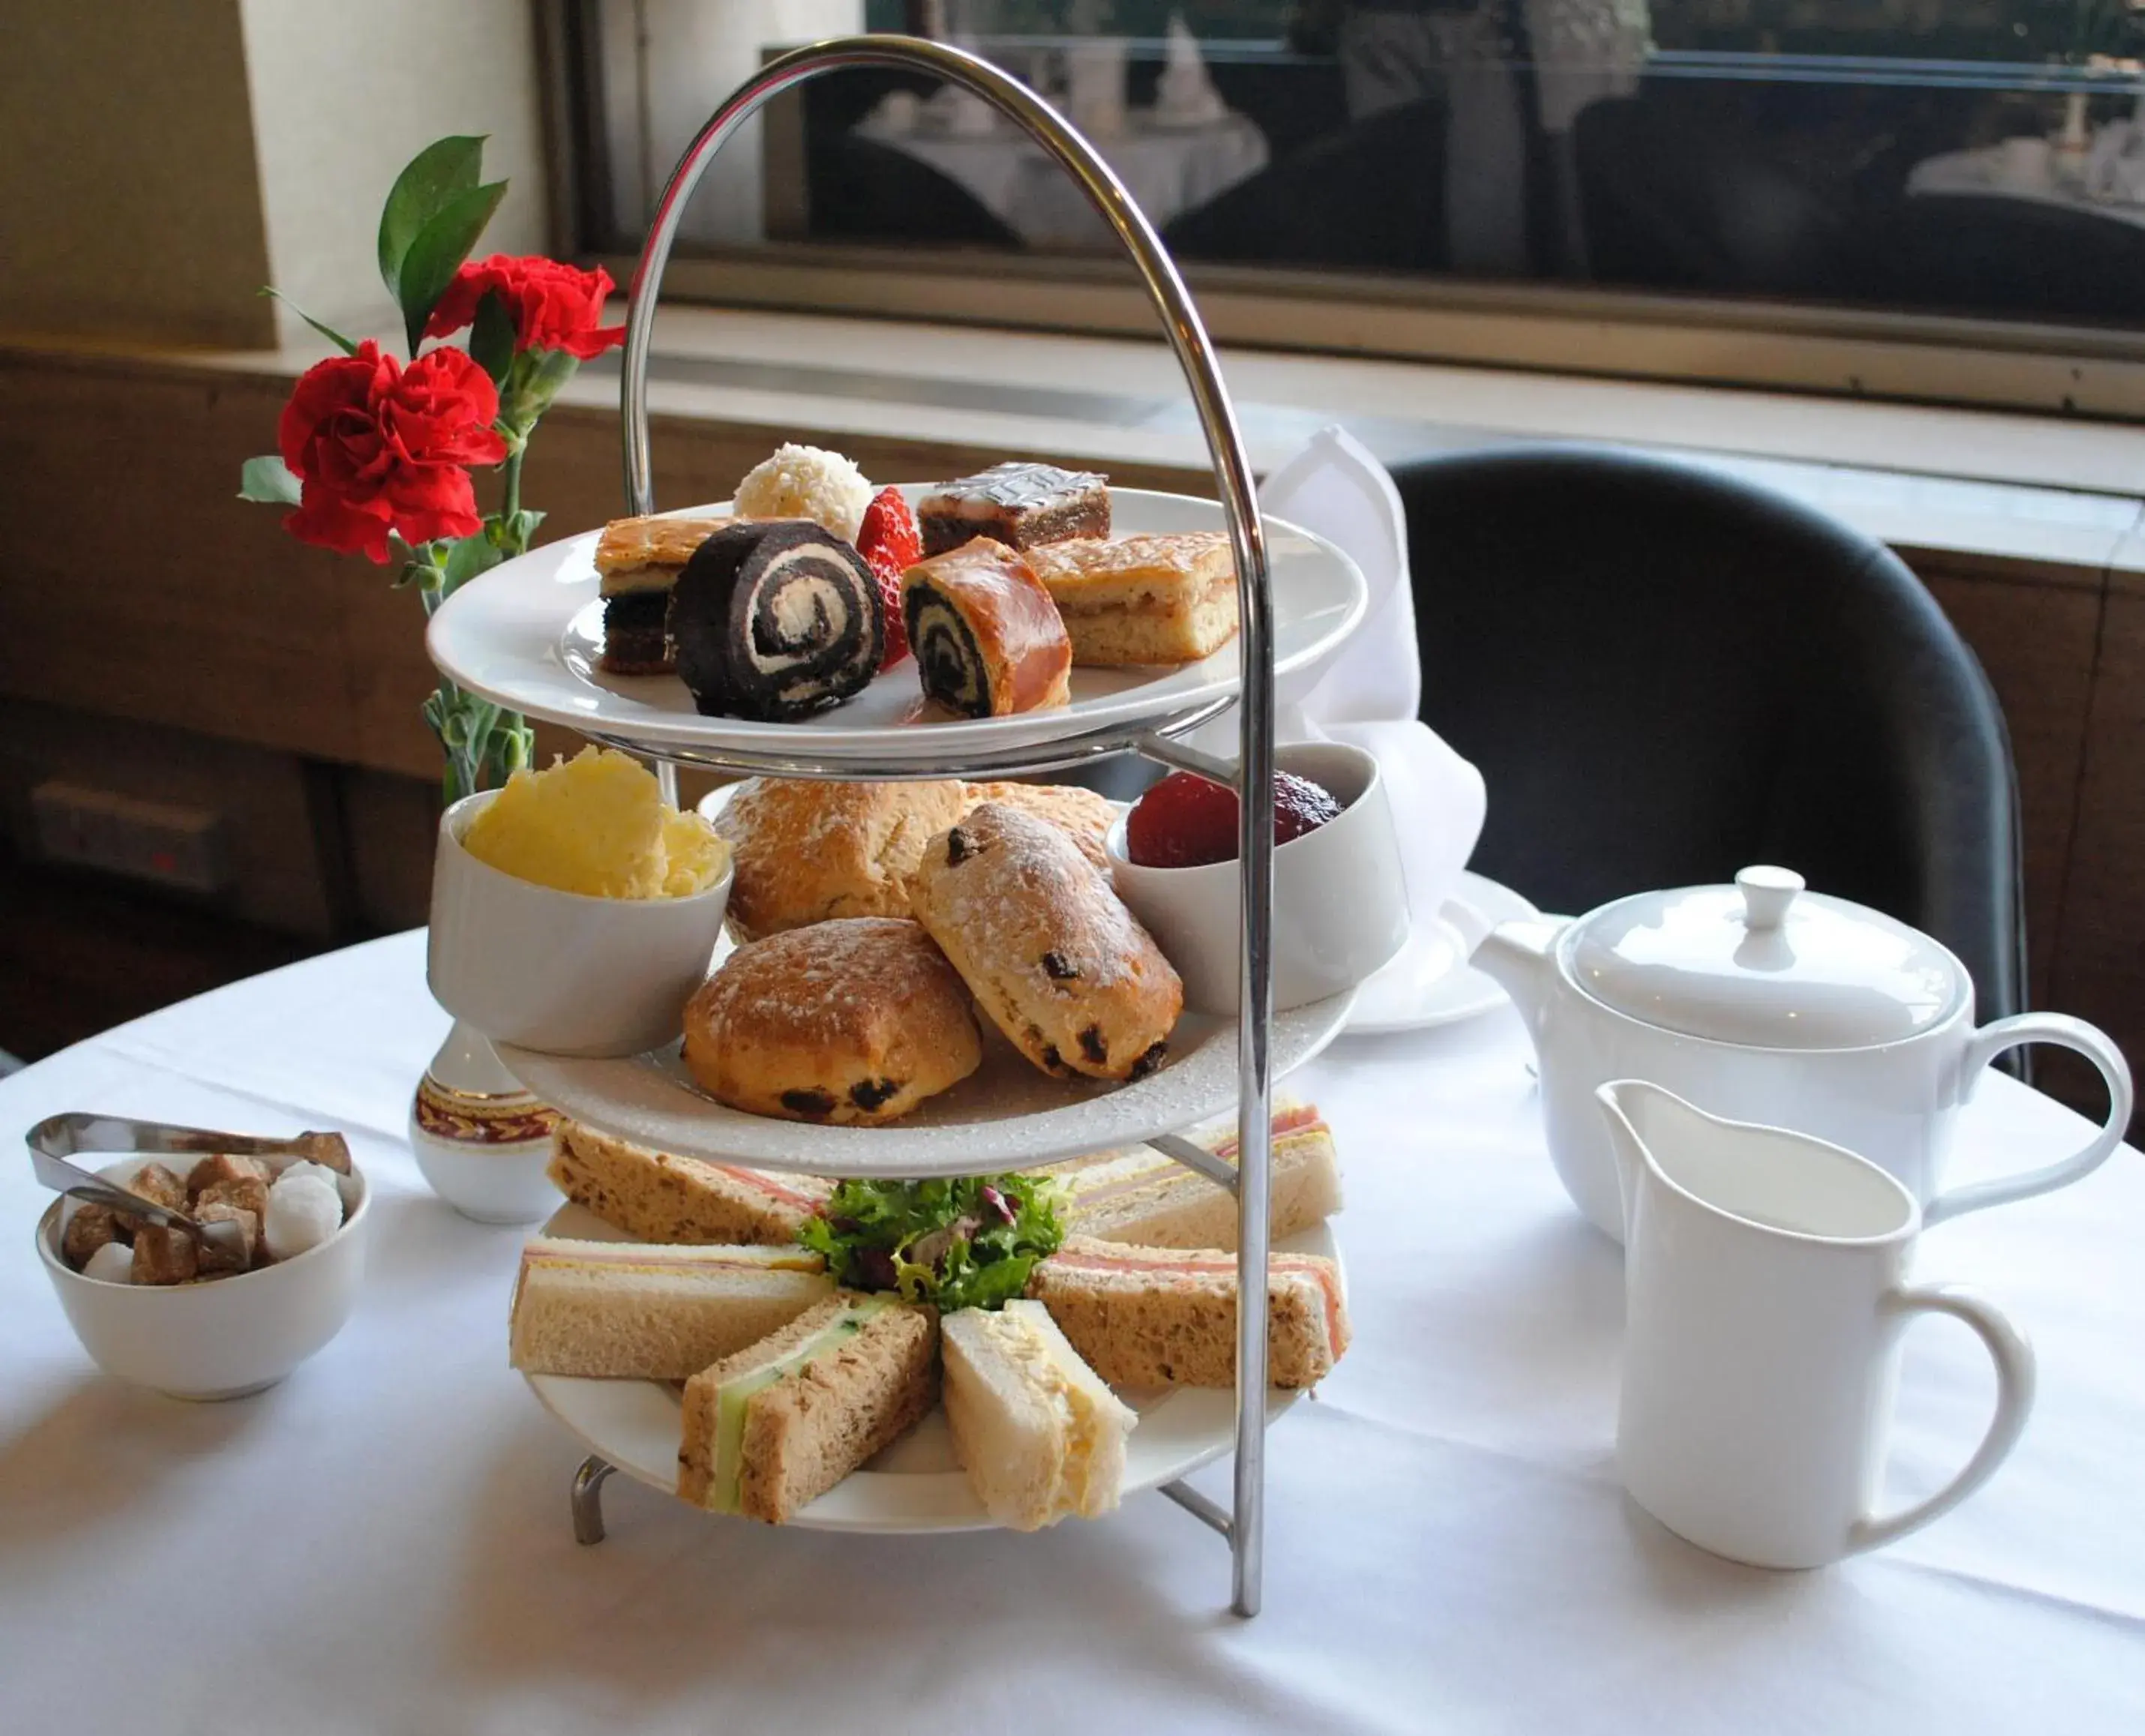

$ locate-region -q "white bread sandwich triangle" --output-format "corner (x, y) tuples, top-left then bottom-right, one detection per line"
(1055, 1102), (1340, 1249)
(942, 1299), (1136, 1531)
(509, 1238), (832, 1379)
(548, 1118), (832, 1245)
(1025, 1236), (1349, 1390)
(678, 1293), (938, 1522)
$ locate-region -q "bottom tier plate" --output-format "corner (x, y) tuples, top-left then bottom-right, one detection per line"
(524, 1201), (1340, 1534)
(498, 988), (1355, 1177)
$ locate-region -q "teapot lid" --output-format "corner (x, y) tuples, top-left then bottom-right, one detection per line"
(1564, 867), (1964, 1048)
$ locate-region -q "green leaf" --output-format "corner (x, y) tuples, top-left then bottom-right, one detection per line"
(440, 532), (505, 599)
(397, 181), (508, 352)
(378, 136), (487, 295)
(259, 287), (359, 355)
(469, 288), (516, 385)
(237, 454), (303, 505)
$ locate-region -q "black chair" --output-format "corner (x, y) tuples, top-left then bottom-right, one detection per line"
(1392, 444), (2026, 1024)
(807, 133), (1020, 247)
(1163, 98), (1447, 273)
(1573, 94), (1860, 297)
(1862, 193), (2145, 325)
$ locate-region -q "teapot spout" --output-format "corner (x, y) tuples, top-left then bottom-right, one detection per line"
(1472, 917), (1565, 1037)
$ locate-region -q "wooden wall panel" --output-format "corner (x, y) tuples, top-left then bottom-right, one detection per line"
(2048, 586), (2145, 1120)
(1914, 563), (2102, 1011)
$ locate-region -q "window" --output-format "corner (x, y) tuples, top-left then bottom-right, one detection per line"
(548, 2), (2145, 411)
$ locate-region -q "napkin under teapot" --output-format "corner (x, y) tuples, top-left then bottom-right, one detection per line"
(1187, 425), (1489, 988)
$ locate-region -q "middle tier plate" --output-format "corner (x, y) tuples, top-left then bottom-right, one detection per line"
(496, 988), (1354, 1176)
(424, 487), (1368, 770)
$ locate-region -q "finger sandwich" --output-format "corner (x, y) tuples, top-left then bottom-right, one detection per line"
(548, 1120), (832, 1245)
(678, 1294), (938, 1523)
(1026, 1237), (1350, 1390)
(1054, 1102), (1341, 1249)
(509, 1238), (833, 1380)
(943, 1300), (1136, 1531)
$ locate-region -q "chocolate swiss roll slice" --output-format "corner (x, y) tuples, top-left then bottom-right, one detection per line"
(917, 463), (1110, 556)
(902, 540), (1073, 719)
(668, 520), (884, 722)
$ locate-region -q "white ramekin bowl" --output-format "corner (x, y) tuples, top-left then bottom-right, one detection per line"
(37, 1155), (370, 1400)
(427, 789), (734, 1057)
(1106, 741), (1410, 1015)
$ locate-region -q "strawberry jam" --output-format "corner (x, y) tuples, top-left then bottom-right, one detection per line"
(1126, 769), (1343, 868)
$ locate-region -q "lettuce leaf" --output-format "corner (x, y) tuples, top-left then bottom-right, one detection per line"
(797, 1174), (1064, 1312)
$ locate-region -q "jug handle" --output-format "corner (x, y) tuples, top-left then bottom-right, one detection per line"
(1927, 1013), (2134, 1228)
(1851, 1283), (2036, 1555)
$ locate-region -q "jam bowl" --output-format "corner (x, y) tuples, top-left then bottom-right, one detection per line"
(1106, 741), (1408, 1015)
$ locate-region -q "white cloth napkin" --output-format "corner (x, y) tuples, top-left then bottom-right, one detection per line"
(1189, 425), (1489, 1003)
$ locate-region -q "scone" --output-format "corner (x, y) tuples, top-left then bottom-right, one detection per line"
(1023, 532), (1238, 666)
(712, 778), (970, 940)
(959, 781), (1117, 872)
(906, 803), (1182, 1083)
(682, 918), (983, 1123)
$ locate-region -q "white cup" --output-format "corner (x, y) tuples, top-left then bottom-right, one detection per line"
(426, 790), (733, 1057)
(1105, 741), (1409, 1015)
(1598, 1080), (2036, 1570)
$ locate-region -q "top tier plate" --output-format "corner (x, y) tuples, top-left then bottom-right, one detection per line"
(426, 487), (1367, 769)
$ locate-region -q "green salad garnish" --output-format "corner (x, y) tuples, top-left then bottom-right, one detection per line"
(797, 1174), (1064, 1313)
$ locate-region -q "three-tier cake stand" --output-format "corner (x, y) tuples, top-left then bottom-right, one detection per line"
(445, 35), (1324, 1618)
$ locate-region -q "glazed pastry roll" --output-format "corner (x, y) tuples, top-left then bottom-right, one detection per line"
(902, 539), (1072, 718)
(668, 520), (884, 722)
(594, 514), (737, 674)
(917, 462), (1110, 555)
(1024, 532), (1240, 666)
(907, 802), (1183, 1083)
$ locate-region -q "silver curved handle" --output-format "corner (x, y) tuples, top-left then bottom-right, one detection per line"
(614, 36), (1277, 1617)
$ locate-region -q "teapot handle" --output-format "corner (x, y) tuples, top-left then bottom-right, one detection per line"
(1926, 1013), (2134, 1228)
(1850, 1283), (2036, 1555)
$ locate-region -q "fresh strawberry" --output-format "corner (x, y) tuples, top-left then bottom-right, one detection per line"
(856, 488), (920, 668)
(868, 547), (911, 667)
(856, 486), (922, 572)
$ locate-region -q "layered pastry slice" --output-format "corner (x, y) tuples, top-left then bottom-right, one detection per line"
(942, 1299), (1136, 1531)
(677, 1293), (939, 1522)
(917, 462), (1110, 555)
(1024, 532), (1239, 666)
(508, 1238), (833, 1379)
(594, 515), (737, 674)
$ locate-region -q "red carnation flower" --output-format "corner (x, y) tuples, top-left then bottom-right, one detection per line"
(276, 341), (508, 562)
(424, 254), (626, 360)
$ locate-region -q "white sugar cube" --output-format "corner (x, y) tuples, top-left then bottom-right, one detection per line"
(82, 1240), (136, 1284)
(276, 1159), (344, 1198)
(264, 1173), (343, 1261)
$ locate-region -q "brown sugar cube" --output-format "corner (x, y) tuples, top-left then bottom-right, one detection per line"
(193, 1202), (260, 1277)
(185, 1153), (272, 1197)
(62, 1202), (127, 1270)
(196, 1174), (270, 1225)
(131, 1225), (200, 1285)
(113, 1162), (188, 1236)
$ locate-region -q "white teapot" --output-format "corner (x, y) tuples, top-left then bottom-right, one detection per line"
(1474, 865), (2133, 1242)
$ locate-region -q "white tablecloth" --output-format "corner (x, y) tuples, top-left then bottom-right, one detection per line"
(856, 112), (1269, 247)
(3, 931), (2141, 1734)
(1907, 145), (2145, 230)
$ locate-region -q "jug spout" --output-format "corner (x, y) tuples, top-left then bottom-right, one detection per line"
(1472, 917), (1565, 1038)
(1594, 1079), (1667, 1243)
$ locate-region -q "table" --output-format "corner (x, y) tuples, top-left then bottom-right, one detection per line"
(856, 110), (1268, 247)
(4, 931), (2142, 1734)
(1908, 143), (2145, 231)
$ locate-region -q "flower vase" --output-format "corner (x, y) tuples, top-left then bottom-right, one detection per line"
(407, 1018), (562, 1224)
